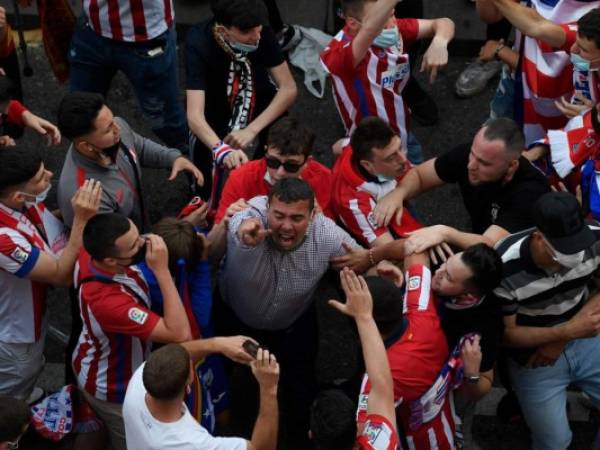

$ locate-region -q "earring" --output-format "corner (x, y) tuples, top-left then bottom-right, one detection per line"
(186, 385), (192, 395)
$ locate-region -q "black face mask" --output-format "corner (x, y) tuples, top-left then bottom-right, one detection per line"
(591, 108), (600, 136)
(130, 242), (147, 266)
(101, 141), (121, 162)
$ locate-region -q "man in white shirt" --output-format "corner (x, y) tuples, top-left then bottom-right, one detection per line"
(123, 341), (279, 450)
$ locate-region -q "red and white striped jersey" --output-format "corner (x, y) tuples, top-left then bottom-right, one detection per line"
(83, 0), (174, 42)
(517, 0), (600, 145)
(320, 19), (419, 145)
(0, 202), (66, 343)
(72, 250), (160, 403)
(357, 265), (454, 450)
(331, 145), (421, 246)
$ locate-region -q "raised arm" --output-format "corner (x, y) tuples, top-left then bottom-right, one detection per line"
(489, 0), (567, 48)
(329, 268), (397, 427)
(27, 180), (102, 286)
(351, 0), (402, 68)
(145, 235), (192, 343)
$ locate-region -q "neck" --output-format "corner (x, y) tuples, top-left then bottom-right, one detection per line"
(75, 142), (112, 167)
(92, 259), (124, 275)
(0, 196), (25, 211)
(145, 393), (184, 423)
(529, 239), (561, 273)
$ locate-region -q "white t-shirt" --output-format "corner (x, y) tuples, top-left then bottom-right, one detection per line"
(123, 364), (247, 450)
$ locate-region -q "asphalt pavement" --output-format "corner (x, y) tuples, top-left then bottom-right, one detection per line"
(7, 2), (599, 449)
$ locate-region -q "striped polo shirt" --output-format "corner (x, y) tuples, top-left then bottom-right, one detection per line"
(493, 222), (600, 327)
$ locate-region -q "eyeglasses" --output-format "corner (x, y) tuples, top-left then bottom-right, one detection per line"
(265, 156), (305, 173)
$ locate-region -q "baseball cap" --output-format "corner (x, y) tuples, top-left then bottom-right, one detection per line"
(533, 191), (596, 254)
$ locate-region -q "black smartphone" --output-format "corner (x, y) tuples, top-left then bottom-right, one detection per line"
(243, 339), (260, 358)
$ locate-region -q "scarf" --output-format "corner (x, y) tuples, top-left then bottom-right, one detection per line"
(213, 25), (256, 133)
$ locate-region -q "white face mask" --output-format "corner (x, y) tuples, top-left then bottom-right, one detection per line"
(544, 237), (585, 269)
(20, 184), (51, 205)
(551, 247), (585, 269)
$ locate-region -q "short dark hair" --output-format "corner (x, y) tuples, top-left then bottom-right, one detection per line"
(83, 213), (132, 261)
(152, 217), (205, 274)
(309, 389), (356, 450)
(578, 9), (600, 50)
(211, 0), (268, 31)
(57, 92), (105, 140)
(350, 117), (397, 164)
(367, 276), (404, 336)
(268, 178), (315, 211)
(340, 0), (374, 19)
(460, 244), (503, 296)
(482, 118), (525, 157)
(0, 396), (30, 442)
(267, 117), (315, 158)
(0, 76), (15, 105)
(143, 344), (191, 401)
(0, 145), (43, 196)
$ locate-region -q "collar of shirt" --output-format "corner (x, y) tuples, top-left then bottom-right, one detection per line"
(71, 145), (120, 171)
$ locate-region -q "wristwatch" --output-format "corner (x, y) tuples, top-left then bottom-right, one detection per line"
(466, 374), (481, 384)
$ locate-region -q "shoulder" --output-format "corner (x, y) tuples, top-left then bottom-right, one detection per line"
(186, 20), (213, 47)
(231, 159), (266, 181)
(114, 117), (132, 132)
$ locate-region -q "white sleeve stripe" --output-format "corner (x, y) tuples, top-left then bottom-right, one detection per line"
(418, 267), (432, 311)
(349, 198), (377, 243)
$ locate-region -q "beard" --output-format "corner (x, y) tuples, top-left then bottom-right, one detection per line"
(101, 141), (121, 162)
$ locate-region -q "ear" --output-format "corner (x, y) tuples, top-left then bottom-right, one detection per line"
(359, 158), (375, 175)
(505, 158), (519, 181)
(75, 139), (93, 154)
(345, 16), (361, 33)
(8, 190), (26, 204)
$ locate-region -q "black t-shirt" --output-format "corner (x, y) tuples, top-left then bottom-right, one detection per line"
(440, 296), (503, 372)
(434, 144), (550, 234)
(184, 19), (285, 139)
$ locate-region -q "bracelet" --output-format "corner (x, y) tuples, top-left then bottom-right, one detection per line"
(368, 248), (376, 266)
(493, 43), (505, 60)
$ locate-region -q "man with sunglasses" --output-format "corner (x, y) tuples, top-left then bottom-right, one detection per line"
(214, 117), (333, 224)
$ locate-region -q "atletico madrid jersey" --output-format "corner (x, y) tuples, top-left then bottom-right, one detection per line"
(320, 19), (419, 146)
(72, 250), (160, 403)
(357, 265), (455, 449)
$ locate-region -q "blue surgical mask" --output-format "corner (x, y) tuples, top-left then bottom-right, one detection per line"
(373, 27), (399, 49)
(230, 40), (260, 53)
(570, 52), (600, 72)
(21, 184), (52, 205)
(376, 174), (396, 183)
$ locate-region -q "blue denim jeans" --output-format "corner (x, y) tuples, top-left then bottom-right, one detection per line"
(509, 335), (600, 450)
(406, 131), (424, 165)
(68, 17), (188, 151)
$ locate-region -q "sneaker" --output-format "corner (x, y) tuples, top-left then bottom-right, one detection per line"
(26, 386), (45, 405)
(277, 24), (303, 53)
(455, 59), (502, 98)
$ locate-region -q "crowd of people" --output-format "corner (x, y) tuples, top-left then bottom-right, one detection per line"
(1, 0), (600, 449)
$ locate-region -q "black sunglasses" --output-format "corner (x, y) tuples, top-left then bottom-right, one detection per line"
(265, 156), (305, 173)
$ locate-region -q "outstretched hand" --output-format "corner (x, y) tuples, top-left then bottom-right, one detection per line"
(329, 267), (373, 321)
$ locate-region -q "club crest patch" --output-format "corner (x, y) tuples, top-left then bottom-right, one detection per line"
(11, 247), (29, 264)
(408, 276), (421, 291)
(367, 212), (379, 228)
(128, 307), (148, 325)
